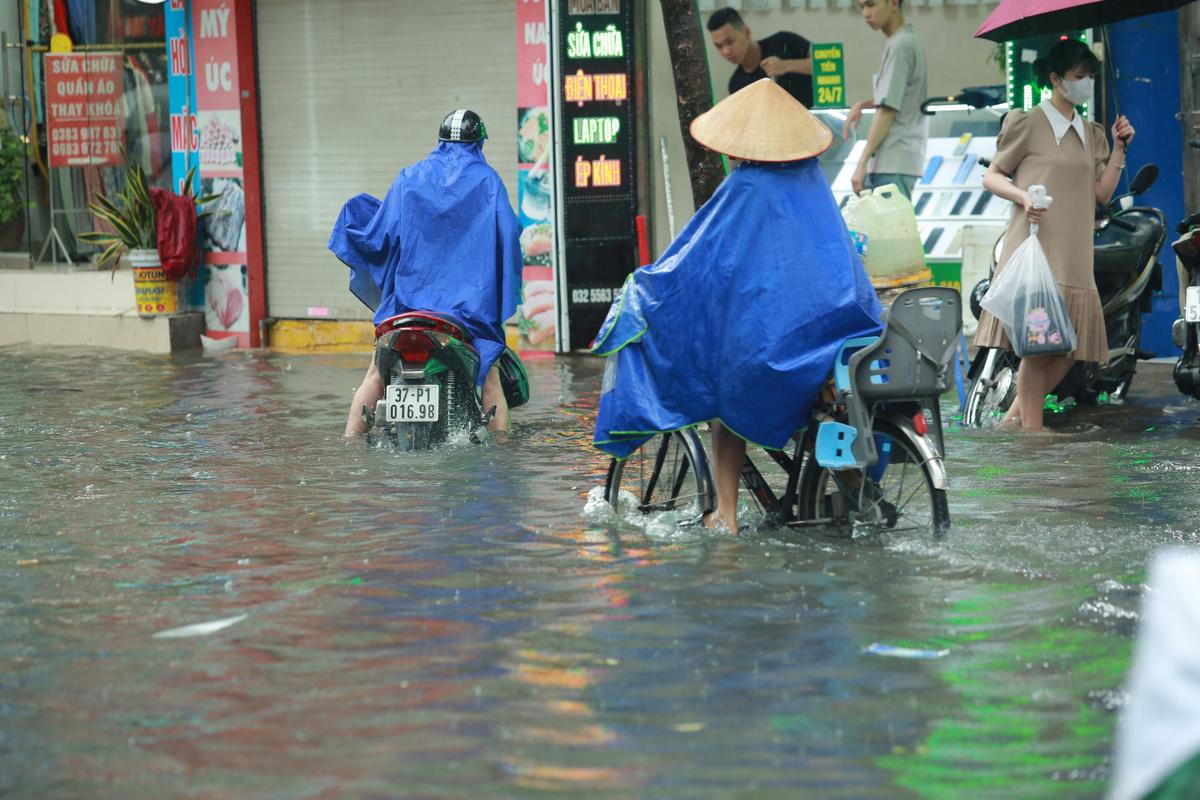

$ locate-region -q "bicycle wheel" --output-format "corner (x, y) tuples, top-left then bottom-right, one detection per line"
(604, 429), (715, 518)
(797, 418), (949, 535)
(963, 347), (1020, 427)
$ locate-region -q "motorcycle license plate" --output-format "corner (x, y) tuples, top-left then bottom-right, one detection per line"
(385, 384), (439, 422)
(1187, 286), (1200, 323)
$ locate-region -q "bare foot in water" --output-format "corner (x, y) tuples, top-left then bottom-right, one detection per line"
(703, 511), (738, 533)
(997, 406), (1022, 429)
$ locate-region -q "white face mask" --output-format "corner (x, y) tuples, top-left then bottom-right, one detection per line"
(1060, 76), (1094, 105)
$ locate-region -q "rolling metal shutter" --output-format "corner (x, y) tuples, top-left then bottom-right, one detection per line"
(256, 0), (518, 320)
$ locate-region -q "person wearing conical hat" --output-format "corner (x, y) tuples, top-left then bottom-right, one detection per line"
(592, 79), (882, 532)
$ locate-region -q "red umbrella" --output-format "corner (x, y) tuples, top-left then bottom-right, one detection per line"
(975, 0), (1193, 42)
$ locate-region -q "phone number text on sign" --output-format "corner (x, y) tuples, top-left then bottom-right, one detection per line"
(571, 287), (620, 304)
(45, 52), (126, 168)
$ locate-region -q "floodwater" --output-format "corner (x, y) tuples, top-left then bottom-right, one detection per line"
(2, 345), (1199, 799)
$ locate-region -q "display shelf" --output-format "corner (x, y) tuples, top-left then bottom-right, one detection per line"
(831, 133), (1013, 262)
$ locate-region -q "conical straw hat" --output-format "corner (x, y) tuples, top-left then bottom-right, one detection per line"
(690, 78), (833, 162)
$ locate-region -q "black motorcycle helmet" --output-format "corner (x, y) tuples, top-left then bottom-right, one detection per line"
(438, 109), (487, 143)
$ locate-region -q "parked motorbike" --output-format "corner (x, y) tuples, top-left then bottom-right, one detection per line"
(1171, 210), (1200, 399)
(964, 163), (1165, 425)
(362, 312), (529, 449)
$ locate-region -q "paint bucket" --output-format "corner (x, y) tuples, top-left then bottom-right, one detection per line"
(129, 248), (178, 316)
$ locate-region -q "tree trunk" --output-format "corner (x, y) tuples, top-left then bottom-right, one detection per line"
(657, 0), (726, 210)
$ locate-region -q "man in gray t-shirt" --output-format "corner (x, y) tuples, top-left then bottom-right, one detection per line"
(842, 0), (928, 199)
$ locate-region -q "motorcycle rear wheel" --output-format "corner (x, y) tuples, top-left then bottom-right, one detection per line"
(963, 348), (1021, 427)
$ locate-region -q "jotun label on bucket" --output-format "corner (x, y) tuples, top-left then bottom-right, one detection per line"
(133, 267), (178, 315)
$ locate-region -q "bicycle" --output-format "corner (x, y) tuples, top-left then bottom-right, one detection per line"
(602, 287), (962, 536)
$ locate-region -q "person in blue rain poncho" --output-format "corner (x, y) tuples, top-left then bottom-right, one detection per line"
(329, 110), (522, 436)
(593, 79), (883, 532)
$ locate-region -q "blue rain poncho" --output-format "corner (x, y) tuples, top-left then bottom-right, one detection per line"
(593, 159), (883, 459)
(328, 141), (522, 386)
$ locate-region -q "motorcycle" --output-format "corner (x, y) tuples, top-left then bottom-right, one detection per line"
(1171, 211), (1200, 399)
(362, 311), (529, 449)
(963, 163), (1165, 425)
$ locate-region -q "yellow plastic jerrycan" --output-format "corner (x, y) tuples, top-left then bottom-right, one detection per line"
(841, 184), (926, 278)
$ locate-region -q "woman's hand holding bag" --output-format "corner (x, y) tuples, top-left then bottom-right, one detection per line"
(980, 185), (1078, 357)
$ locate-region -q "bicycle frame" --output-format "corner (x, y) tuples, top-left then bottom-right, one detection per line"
(739, 431), (808, 526)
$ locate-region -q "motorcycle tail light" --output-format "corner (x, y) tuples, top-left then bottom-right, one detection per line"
(1175, 231), (1200, 261)
(391, 329), (434, 364)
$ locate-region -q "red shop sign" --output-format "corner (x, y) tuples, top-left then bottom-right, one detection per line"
(45, 52), (125, 168)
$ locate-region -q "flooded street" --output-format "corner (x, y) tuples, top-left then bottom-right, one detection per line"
(2, 346), (1199, 798)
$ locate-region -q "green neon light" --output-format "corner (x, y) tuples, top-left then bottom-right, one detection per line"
(571, 116), (621, 144)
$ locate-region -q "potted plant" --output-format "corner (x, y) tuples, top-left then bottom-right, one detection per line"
(78, 161), (215, 316)
(0, 122), (30, 251)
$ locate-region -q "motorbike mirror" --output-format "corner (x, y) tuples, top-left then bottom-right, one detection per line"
(1129, 164), (1158, 196)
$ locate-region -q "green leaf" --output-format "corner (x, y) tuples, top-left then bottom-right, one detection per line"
(90, 192), (123, 219)
(182, 165), (198, 196)
(129, 163), (151, 206)
(76, 155), (160, 253)
(98, 241), (123, 272)
(76, 231), (120, 245)
(90, 209), (140, 247)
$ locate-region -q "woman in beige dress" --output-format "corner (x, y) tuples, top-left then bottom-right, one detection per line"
(975, 38), (1135, 431)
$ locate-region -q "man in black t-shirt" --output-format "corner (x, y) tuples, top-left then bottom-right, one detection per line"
(707, 8), (813, 108)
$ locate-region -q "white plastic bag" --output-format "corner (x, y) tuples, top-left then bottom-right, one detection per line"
(980, 186), (1077, 357)
(842, 184), (926, 277)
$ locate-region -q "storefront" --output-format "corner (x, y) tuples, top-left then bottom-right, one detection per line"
(162, 0), (264, 346)
(2, 0), (1015, 353)
(0, 0), (262, 349)
(255, 0), (524, 329)
(1, 1), (175, 264)
(213, 1), (1189, 359)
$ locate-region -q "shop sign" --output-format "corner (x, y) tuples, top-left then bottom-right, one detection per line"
(192, 0), (250, 345)
(555, 0), (638, 350)
(515, 0), (560, 353)
(810, 43), (845, 109)
(44, 53), (125, 168)
(572, 116), (620, 145)
(166, 0), (199, 195)
(563, 71), (628, 105)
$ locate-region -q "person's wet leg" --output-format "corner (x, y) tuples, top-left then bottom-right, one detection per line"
(482, 365), (509, 433)
(1015, 357), (1047, 430)
(1000, 402), (1022, 428)
(1015, 355), (1075, 431)
(345, 359), (385, 437)
(704, 421), (743, 532)
(1040, 356), (1075, 401)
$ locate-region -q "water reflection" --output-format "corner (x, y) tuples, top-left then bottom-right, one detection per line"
(0, 346), (1198, 798)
